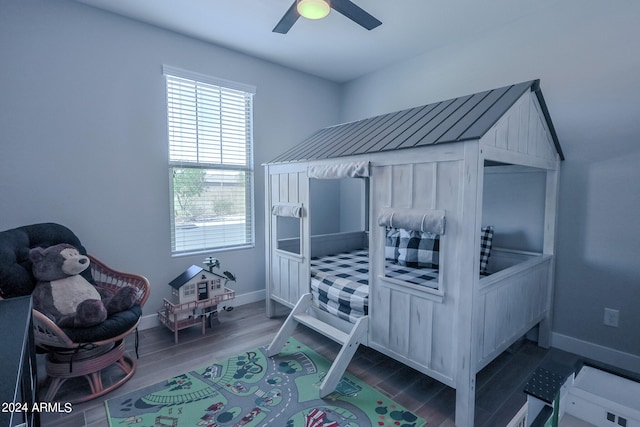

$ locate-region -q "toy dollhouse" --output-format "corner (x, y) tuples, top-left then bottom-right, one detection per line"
(168, 265), (227, 304)
(158, 260), (235, 343)
(508, 363), (640, 427)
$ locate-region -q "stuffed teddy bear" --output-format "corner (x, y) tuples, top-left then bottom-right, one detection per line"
(30, 243), (137, 328)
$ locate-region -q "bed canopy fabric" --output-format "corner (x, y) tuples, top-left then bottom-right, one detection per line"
(377, 208), (446, 235)
(271, 203), (303, 218)
(307, 161), (369, 179)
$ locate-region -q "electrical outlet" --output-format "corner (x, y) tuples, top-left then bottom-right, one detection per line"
(604, 308), (619, 327)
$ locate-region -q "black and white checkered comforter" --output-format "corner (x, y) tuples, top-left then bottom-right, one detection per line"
(311, 249), (369, 324)
(310, 249), (439, 323)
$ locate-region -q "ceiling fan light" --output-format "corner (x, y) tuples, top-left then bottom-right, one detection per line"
(297, 0), (330, 20)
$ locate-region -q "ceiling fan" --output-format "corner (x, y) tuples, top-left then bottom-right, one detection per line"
(273, 0), (382, 34)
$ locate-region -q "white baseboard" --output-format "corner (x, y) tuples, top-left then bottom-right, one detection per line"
(138, 289), (265, 331)
(551, 332), (640, 374)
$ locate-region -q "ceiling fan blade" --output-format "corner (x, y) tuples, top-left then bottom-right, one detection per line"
(273, 1), (299, 34)
(331, 0), (382, 30)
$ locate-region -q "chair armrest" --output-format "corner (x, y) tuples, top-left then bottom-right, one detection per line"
(0, 297), (77, 349)
(88, 255), (150, 308)
(32, 309), (77, 349)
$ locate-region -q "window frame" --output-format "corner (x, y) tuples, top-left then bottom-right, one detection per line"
(163, 65), (256, 256)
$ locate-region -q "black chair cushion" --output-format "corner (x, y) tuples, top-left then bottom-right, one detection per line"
(0, 223), (91, 298)
(61, 305), (142, 343)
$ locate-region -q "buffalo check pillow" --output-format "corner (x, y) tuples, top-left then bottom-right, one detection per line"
(397, 228), (440, 268)
(385, 227), (401, 262)
(386, 226), (494, 274)
(479, 225), (494, 274)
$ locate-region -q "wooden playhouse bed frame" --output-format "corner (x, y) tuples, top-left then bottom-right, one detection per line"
(264, 80), (563, 427)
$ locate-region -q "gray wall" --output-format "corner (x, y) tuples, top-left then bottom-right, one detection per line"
(0, 0), (341, 317)
(339, 179), (366, 233)
(482, 169), (546, 253)
(309, 179), (341, 236)
(341, 1), (640, 364)
(309, 178), (366, 236)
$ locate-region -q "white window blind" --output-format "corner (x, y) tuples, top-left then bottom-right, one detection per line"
(164, 66), (255, 254)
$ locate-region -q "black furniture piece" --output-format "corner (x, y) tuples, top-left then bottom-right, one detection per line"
(0, 296), (39, 427)
(0, 223), (150, 403)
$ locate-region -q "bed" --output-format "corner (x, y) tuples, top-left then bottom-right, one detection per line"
(309, 223), (494, 323)
(309, 247), (440, 324)
(265, 80), (563, 427)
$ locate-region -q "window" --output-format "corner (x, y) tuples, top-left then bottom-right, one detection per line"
(272, 203), (303, 256)
(276, 216), (302, 255)
(378, 208), (446, 296)
(164, 66), (256, 254)
(184, 283), (196, 297)
(384, 227), (441, 290)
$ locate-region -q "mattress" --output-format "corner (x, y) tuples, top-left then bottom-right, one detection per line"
(310, 249), (439, 323)
(311, 249), (369, 324)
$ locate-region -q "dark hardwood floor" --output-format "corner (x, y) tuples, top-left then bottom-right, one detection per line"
(38, 301), (554, 427)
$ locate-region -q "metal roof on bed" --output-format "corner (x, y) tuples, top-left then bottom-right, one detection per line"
(268, 80), (563, 164)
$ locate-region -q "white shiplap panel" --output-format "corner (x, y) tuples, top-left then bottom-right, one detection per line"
(369, 163), (390, 349)
(289, 259), (300, 303)
(435, 160), (461, 213)
(482, 291), (498, 358)
(279, 173), (289, 202)
(298, 171), (310, 299)
(412, 162), (437, 210)
(270, 253), (280, 297)
(277, 256), (287, 300)
(271, 174), (281, 204)
(509, 277), (526, 337)
(518, 95), (531, 155)
(527, 271), (539, 324)
(476, 257), (552, 369)
(484, 127), (497, 148)
(507, 108), (520, 153)
(495, 119), (509, 150)
(288, 172), (299, 203)
(376, 164), (392, 208)
(431, 159), (462, 380)
(371, 284), (391, 348)
(391, 164), (413, 208)
(535, 265), (548, 319)
(535, 115), (546, 159)
(370, 158), (464, 381)
(495, 285), (511, 349)
(530, 95), (558, 163)
(545, 134), (556, 161)
(268, 171), (309, 308)
(389, 289), (411, 355)
(527, 96), (538, 157)
(408, 297), (434, 367)
(480, 92), (559, 169)
(429, 300), (455, 380)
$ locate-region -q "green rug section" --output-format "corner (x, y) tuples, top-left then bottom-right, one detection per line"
(105, 337), (426, 427)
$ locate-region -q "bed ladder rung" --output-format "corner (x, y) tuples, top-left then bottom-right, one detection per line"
(267, 293), (369, 398)
(293, 313), (349, 345)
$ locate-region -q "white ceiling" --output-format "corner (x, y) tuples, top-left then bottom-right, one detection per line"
(74, 0), (544, 83)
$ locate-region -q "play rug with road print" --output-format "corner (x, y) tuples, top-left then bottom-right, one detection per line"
(105, 337), (426, 427)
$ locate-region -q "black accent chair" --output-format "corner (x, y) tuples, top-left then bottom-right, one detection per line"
(0, 223), (150, 403)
